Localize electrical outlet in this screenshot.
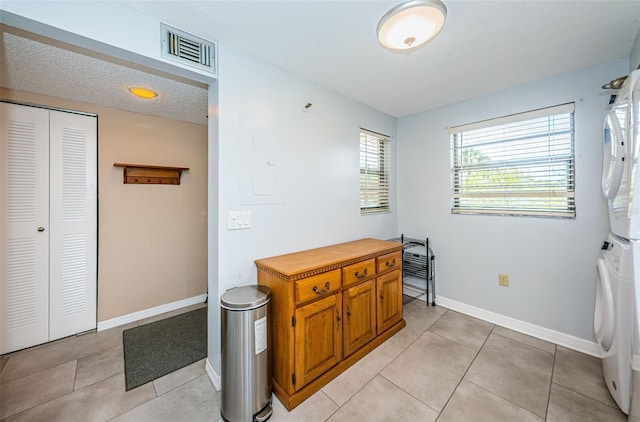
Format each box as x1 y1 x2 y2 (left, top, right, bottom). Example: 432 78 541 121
498 273 509 287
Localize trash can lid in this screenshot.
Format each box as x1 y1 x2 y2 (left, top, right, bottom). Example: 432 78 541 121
220 285 272 310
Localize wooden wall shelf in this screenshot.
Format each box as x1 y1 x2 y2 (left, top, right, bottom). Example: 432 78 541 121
113 163 189 185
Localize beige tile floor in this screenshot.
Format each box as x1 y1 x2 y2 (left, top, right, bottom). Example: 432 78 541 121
0 300 627 422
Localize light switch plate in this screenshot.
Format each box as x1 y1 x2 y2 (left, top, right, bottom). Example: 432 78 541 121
228 211 251 230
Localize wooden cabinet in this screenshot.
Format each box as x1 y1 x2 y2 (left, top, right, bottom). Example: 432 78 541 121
256 238 405 410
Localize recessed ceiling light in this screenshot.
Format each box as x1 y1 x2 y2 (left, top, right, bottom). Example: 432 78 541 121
377 0 447 53
128 86 158 99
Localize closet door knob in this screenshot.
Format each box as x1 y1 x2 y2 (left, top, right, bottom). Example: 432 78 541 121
37 227 45 232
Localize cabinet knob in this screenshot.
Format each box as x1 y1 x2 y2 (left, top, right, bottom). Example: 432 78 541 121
37 227 45 232
386 259 396 268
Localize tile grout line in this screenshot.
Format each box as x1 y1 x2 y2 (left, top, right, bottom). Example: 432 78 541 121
1 357 78 387
439 328 615 421
388 307 448 351
551 379 623 412
443 325 559 420
104 384 158 422
375 309 451 417
320 389 342 421
0 330 125 386
544 344 557 421
378 371 442 416
1 360 80 422
461 378 545 420
424 309 494 352
552 347 623 412
72 359 80 392
323 307 448 420
432 323 497 421
490 330 557 356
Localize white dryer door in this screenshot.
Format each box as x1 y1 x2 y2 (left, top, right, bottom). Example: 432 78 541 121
602 112 625 200
595 258 615 351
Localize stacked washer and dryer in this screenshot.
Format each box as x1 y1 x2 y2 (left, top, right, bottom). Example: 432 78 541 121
598 68 640 418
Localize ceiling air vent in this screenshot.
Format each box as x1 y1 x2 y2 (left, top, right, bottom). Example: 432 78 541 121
161 23 217 77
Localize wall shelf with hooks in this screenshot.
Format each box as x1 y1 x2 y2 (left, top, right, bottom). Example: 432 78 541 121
113 163 189 185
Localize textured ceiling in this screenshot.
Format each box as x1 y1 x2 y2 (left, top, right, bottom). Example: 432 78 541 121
0 26 209 126
1 1 640 124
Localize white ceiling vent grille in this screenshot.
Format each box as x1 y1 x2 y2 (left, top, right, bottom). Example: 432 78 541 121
161 23 217 77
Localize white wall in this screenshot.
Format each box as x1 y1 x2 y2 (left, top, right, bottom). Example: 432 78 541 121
397 59 627 342
211 43 397 373
1 2 398 377
207 83 220 383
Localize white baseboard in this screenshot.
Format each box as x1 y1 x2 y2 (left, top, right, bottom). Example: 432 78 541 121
433 295 602 358
97 293 208 331
206 358 221 391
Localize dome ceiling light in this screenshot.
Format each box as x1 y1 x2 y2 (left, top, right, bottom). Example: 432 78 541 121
377 0 447 53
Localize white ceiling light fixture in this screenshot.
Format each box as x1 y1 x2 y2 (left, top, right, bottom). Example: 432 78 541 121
377 0 447 53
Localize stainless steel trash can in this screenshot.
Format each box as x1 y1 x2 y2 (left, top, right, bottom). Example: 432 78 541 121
221 285 272 422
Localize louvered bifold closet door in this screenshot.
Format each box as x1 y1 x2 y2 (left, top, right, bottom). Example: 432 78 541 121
0 103 51 354
49 110 97 341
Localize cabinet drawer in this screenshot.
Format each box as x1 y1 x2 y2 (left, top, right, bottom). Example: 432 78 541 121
295 270 342 305
342 259 376 287
376 251 401 274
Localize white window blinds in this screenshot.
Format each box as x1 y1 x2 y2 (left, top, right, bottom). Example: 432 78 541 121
450 103 575 218
360 129 390 214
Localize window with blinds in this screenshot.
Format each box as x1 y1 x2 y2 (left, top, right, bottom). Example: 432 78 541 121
360 129 390 214
450 103 575 218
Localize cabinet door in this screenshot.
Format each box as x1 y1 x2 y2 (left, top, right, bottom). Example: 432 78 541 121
0 103 50 354
343 279 376 357
294 294 342 390
377 269 403 335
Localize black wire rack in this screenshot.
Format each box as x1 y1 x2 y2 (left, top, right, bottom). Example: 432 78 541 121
389 234 436 306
